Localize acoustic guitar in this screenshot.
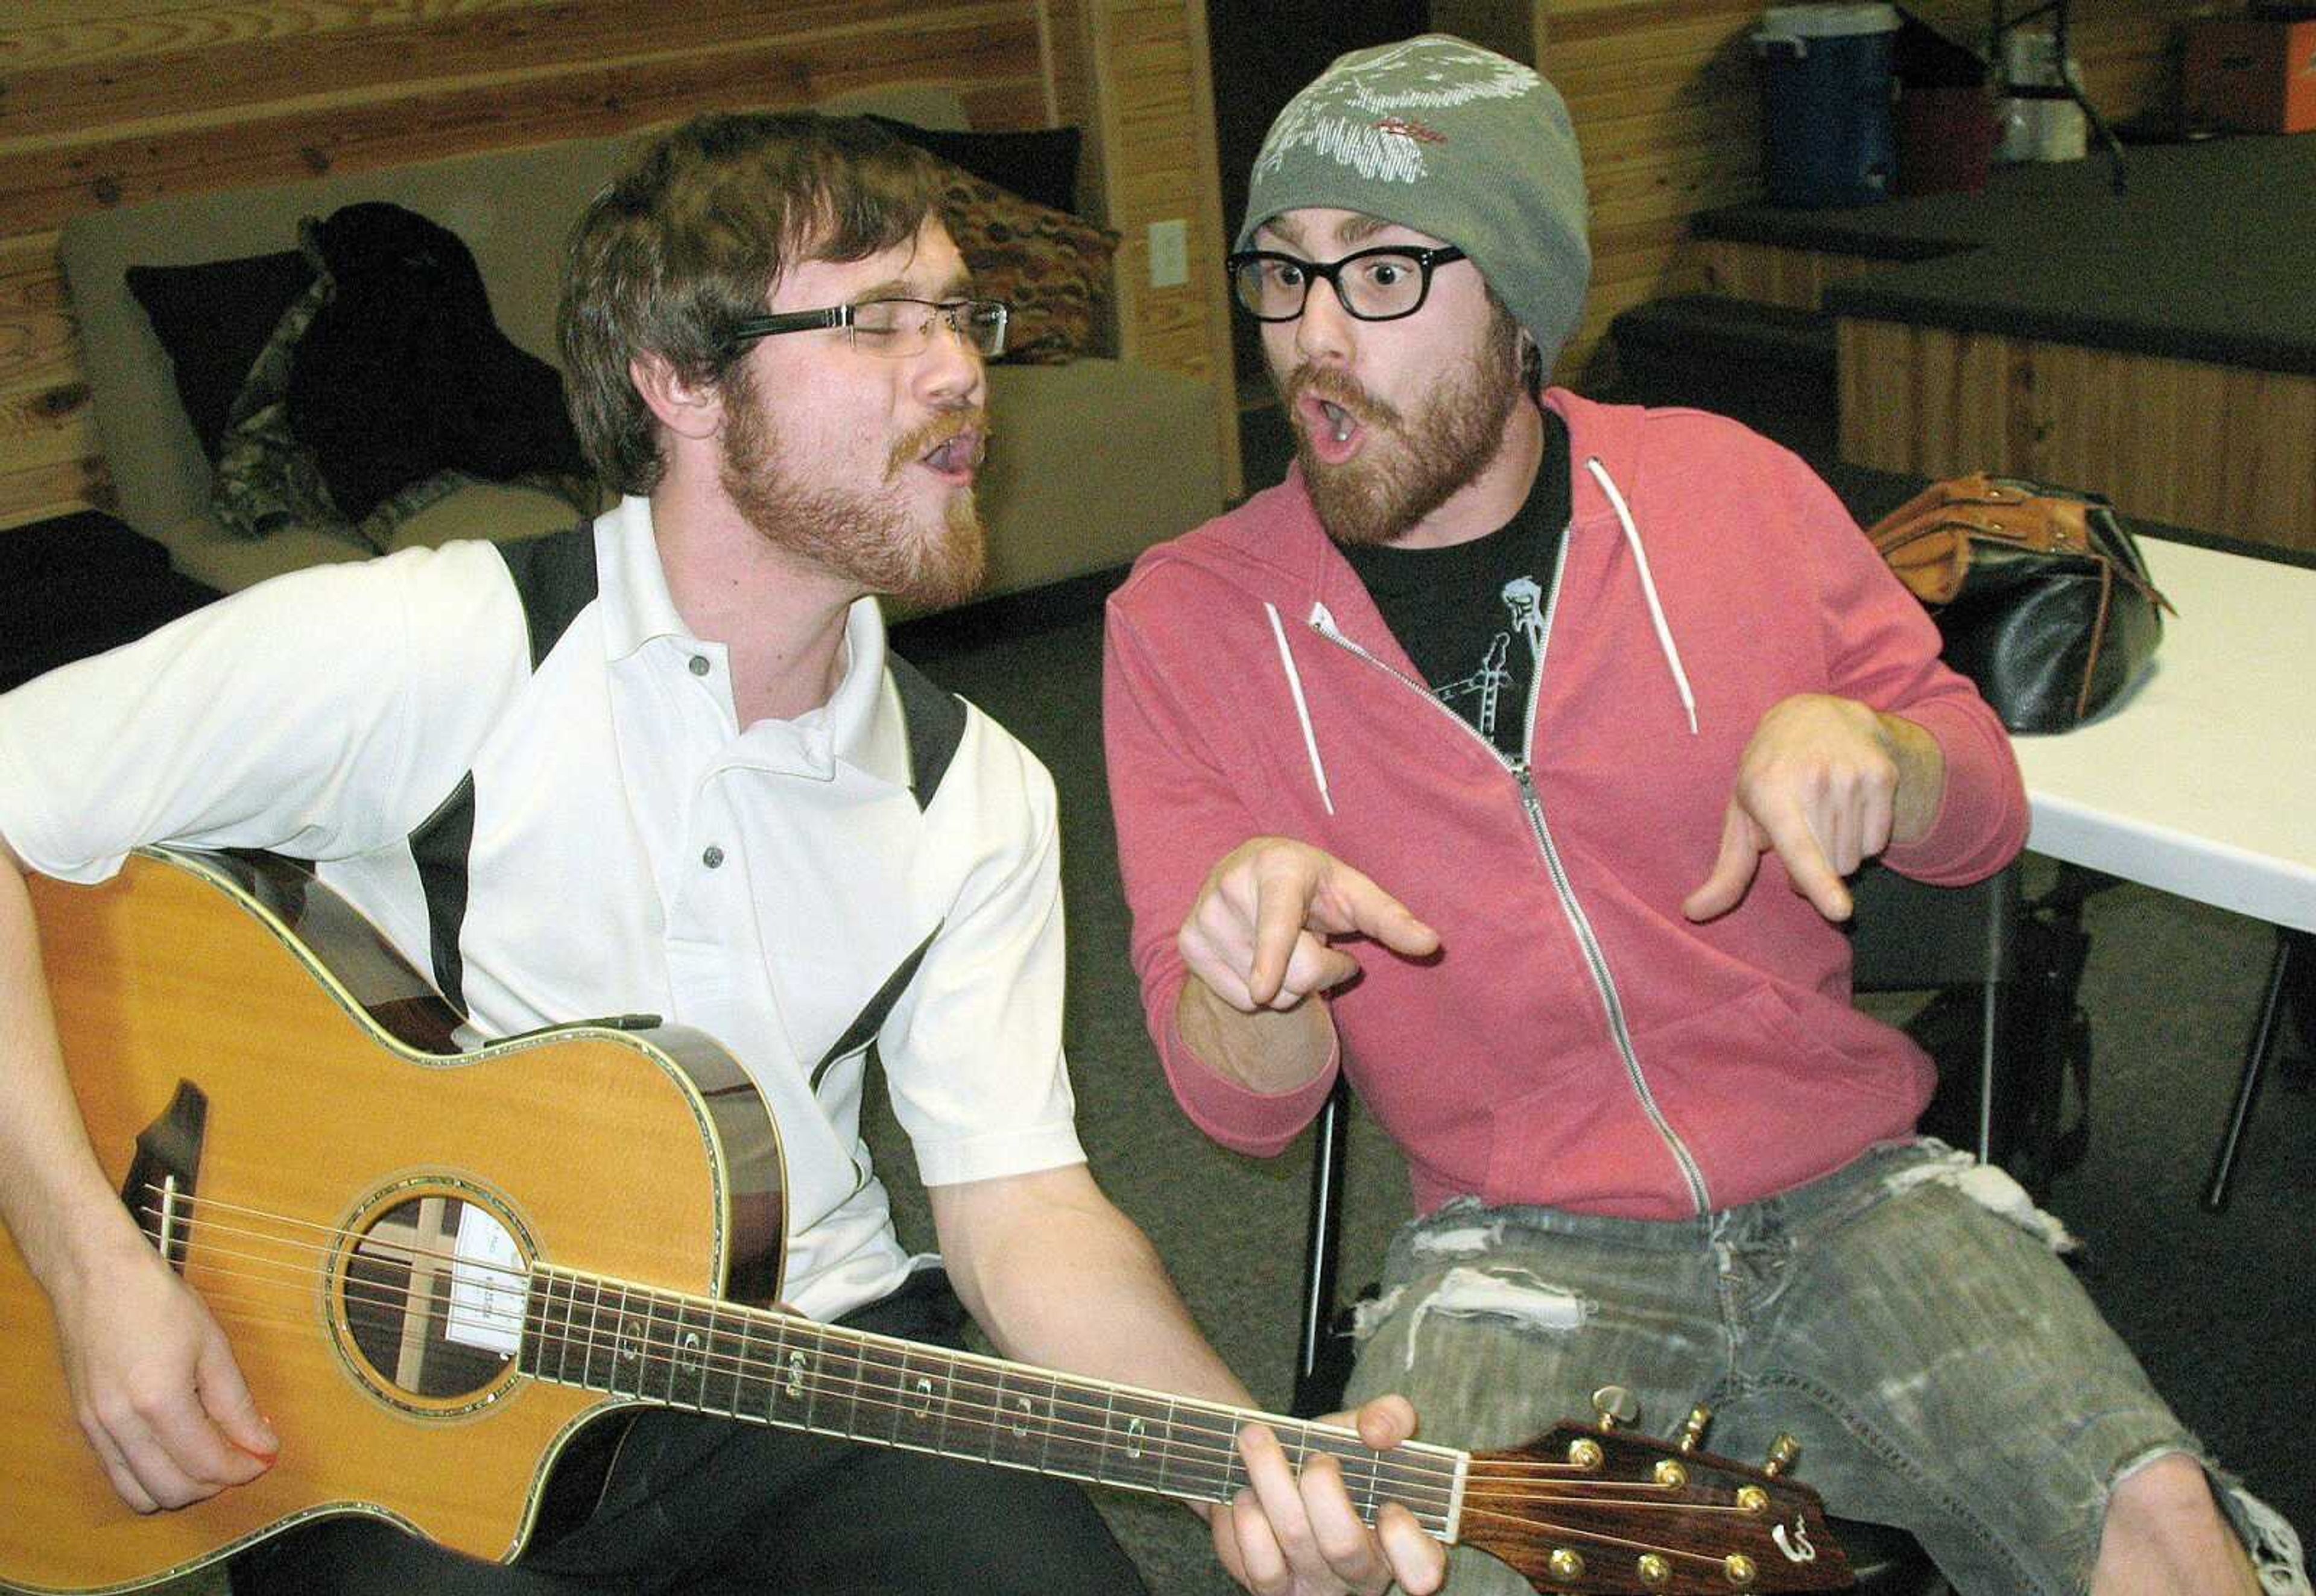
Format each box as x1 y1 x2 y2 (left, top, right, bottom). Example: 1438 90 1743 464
2 848 1852 1594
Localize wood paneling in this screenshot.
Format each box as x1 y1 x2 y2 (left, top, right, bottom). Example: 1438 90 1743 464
1840 316 2316 553
1478 0 2212 386
1078 0 1240 494
0 0 1237 532
1698 240 1901 309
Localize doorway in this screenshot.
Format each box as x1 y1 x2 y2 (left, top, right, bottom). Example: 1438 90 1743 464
1206 0 1430 488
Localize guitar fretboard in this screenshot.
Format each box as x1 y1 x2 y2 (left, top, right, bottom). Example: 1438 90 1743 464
520 1266 1464 1536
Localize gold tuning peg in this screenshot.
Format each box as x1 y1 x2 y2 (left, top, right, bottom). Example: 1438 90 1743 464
1590 1385 1639 1431
1678 1404 1712 1452
1764 1434 1802 1477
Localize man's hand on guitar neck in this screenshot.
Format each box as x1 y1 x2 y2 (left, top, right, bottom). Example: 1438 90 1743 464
48 1226 279 1513
1212 1396 1447 1596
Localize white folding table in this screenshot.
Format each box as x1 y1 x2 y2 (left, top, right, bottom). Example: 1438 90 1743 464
2009 536 2316 1205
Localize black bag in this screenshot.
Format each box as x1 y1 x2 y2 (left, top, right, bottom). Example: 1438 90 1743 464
1867 473 2175 733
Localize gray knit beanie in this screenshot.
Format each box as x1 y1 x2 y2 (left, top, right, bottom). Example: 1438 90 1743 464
1238 35 1590 364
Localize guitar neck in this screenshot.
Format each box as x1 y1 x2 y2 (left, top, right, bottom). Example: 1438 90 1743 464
522 1266 1467 1538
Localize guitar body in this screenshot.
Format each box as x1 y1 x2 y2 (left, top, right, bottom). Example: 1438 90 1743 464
2 850 786 1595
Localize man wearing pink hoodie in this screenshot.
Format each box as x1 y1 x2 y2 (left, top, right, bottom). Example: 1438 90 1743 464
1104 34 2302 1596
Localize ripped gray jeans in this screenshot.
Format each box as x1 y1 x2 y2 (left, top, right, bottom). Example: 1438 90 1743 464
1343 1138 2307 1596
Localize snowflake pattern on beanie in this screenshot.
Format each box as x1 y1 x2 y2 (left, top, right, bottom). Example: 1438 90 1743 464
1251 40 1541 186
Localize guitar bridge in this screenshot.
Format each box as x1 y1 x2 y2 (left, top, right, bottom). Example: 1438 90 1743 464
120 1080 208 1273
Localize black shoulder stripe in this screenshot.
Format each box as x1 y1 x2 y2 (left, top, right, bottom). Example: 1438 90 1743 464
886 652 966 811
407 524 594 1018
809 923 940 1091
495 522 601 670
408 771 477 1015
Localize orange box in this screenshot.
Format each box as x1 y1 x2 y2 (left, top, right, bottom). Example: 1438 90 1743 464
2183 17 2316 134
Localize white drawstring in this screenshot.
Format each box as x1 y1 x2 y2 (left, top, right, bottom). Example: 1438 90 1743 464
1584 456 1698 735
1266 601 1335 814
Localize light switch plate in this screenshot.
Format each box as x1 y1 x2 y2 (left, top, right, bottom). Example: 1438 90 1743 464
1148 219 1189 288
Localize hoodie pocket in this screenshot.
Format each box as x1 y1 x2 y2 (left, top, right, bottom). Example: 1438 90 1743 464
1482 983 1928 1214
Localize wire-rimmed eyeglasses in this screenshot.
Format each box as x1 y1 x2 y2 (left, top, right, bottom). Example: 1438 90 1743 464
723 297 1010 359
1224 245 1469 323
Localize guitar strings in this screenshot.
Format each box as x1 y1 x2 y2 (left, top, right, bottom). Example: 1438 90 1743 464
137 1184 1807 1562
135 1189 1469 1518
151 1188 1790 1512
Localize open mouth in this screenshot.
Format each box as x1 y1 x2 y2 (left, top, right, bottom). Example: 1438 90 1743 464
897 419 988 485
1299 394 1366 465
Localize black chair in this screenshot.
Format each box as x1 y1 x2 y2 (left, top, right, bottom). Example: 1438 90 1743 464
1290 859 2029 1595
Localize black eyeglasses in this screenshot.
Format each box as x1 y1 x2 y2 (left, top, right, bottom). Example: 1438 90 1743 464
1225 245 1469 323
723 297 1010 359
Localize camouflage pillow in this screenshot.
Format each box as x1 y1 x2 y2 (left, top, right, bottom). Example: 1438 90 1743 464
933 165 1119 365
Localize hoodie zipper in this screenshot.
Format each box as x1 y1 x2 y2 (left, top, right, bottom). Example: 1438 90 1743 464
1303 534 1715 1216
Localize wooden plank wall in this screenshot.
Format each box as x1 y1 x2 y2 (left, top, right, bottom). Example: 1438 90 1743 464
0 0 1240 533
1081 0 1242 492
1840 319 2316 550
1468 0 2219 384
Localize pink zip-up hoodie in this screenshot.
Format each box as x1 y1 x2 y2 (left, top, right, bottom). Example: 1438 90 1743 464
1103 392 2028 1220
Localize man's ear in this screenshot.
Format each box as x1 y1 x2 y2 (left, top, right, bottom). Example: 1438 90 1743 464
630 352 724 442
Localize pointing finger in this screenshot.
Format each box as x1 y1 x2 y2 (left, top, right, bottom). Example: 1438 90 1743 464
1682 801 1761 923
1313 859 1439 958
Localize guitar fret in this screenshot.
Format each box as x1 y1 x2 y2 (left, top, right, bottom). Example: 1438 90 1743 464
982 1365 1006 1465
1215 1405 1239 1503
713 1308 750 1419
517 1269 554 1381
668 1296 712 1412
1038 1375 1106 1484
757 1312 790 1425
827 1327 880 1441
547 1272 577 1383
891 1343 952 1454
580 1276 617 1392
1096 1390 1169 1495
797 1320 827 1433
1157 1397 1175 1498
987 1366 1058 1474
652 1289 683 1407
611 1283 644 1398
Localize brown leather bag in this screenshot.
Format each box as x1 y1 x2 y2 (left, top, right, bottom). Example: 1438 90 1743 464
1867 473 2175 733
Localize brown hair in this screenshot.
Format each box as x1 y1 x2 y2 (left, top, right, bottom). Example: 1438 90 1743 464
558 111 946 495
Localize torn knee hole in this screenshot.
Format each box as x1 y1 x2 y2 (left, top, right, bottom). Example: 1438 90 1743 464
1387 1265 1590 1369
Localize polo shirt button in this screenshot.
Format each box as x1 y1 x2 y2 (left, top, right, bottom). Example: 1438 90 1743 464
701 845 725 869
688 655 711 677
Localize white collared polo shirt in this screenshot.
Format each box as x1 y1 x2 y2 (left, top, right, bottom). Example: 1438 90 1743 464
0 497 1085 1320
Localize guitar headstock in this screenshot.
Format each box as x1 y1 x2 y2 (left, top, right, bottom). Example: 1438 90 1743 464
1458 1405 1852 1593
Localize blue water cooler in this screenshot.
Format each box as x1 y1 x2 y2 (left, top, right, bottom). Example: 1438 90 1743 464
1753 3 1900 207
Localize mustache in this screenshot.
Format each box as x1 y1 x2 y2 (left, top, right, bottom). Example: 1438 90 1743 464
1280 365 1403 431
887 408 991 477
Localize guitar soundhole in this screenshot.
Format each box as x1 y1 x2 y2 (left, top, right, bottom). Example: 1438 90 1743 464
340 1193 525 1404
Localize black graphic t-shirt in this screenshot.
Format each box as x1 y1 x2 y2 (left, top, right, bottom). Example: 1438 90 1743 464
1341 410 1572 760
